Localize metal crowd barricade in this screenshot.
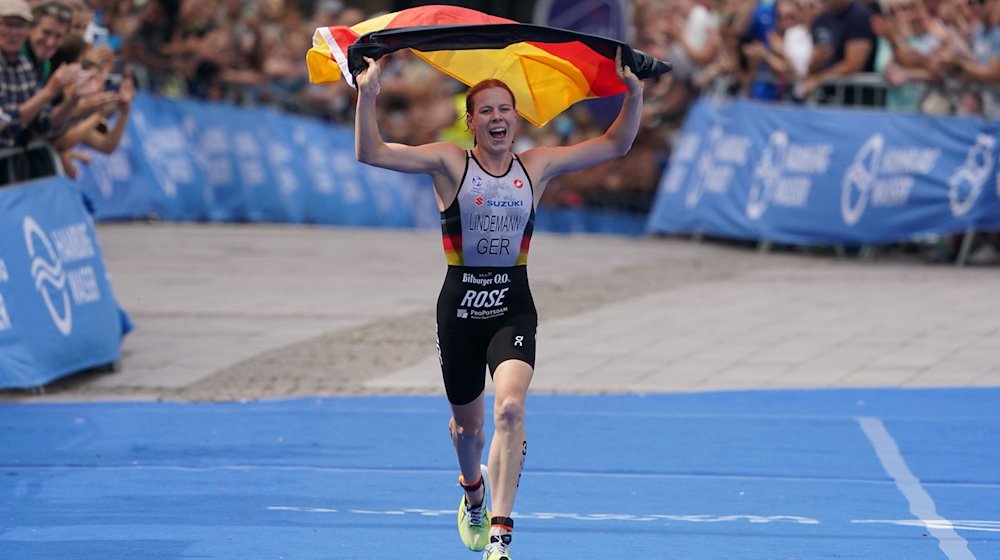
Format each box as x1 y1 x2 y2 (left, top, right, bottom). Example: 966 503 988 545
0 140 66 187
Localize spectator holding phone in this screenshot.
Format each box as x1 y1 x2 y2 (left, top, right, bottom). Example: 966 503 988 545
51 45 134 178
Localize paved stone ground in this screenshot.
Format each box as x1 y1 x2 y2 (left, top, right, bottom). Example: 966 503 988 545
3 222 997 402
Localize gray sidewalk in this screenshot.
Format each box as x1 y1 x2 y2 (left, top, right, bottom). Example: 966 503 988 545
7 223 998 401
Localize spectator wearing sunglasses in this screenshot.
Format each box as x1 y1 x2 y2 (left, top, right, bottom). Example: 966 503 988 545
0 0 86 184
24 1 73 85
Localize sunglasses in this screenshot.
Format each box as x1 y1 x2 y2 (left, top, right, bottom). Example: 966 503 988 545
35 2 73 23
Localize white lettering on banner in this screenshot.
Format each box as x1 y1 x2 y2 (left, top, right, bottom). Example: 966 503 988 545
201 127 235 186
109 145 131 181
267 140 299 198
238 161 267 187
704 166 733 193
0 292 10 331
773 177 811 207
68 266 101 304
663 165 687 194
0 257 10 330
842 134 951 226
133 113 197 198
88 153 114 199
235 133 267 187
871 177 914 206
332 153 364 203
784 145 833 174
880 148 941 175
234 133 261 156
22 216 72 336
685 127 722 207
664 133 701 193
205 159 234 186
747 131 830 220
674 133 701 161
307 144 336 194
686 127 752 208
715 136 752 165
51 223 96 263
202 128 229 150
948 134 994 217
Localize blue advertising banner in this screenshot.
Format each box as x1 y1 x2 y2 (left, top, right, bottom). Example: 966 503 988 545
180 100 248 223
73 127 155 221
129 94 210 222
648 98 1000 244
0 178 125 389
67 93 645 236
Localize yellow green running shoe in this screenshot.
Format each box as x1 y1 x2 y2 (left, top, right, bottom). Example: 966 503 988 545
483 533 512 560
457 464 490 551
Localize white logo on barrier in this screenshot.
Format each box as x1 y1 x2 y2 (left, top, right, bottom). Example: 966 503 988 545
0 293 10 331
747 131 789 220
0 258 10 331
686 126 723 208
662 132 700 194
235 132 267 188
85 150 115 199
332 152 365 203
684 127 751 208
841 134 884 226
947 134 994 217
198 126 235 208
22 216 72 336
267 138 299 199
133 111 198 199
294 126 336 196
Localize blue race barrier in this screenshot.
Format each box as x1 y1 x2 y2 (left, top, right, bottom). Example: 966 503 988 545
128 94 211 222
0 178 127 389
647 97 1000 244
72 93 644 235
73 133 156 221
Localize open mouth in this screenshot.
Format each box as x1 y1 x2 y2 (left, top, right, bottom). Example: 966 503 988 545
489 127 507 141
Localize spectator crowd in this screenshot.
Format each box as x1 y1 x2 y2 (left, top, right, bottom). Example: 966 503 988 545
2 0 1000 214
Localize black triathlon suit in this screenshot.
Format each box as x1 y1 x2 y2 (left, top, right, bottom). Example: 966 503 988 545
436 150 537 405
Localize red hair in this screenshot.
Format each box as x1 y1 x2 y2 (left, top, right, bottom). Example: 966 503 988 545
465 79 516 115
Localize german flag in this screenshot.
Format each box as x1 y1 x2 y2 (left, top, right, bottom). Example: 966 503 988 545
306 5 670 127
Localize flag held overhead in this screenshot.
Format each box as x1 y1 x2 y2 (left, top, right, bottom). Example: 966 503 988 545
307 5 671 127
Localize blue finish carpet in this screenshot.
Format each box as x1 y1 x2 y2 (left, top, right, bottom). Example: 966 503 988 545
2 388 998 559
